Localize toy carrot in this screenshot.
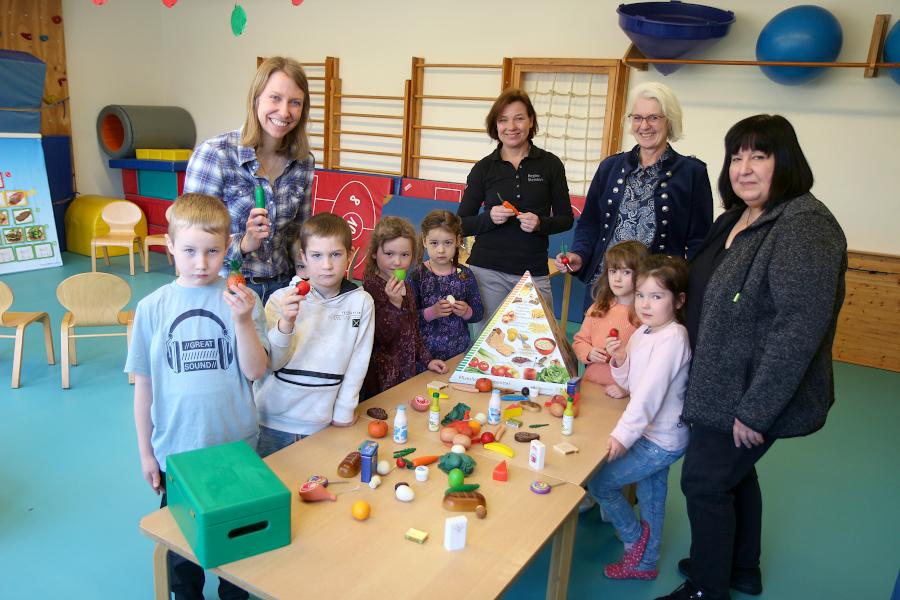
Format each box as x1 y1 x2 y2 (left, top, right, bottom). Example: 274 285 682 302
497 192 520 216
411 455 439 467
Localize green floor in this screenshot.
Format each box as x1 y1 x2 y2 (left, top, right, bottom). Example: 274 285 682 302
1 252 898 599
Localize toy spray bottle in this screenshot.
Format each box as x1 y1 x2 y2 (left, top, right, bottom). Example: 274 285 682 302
428 392 441 432
561 397 574 436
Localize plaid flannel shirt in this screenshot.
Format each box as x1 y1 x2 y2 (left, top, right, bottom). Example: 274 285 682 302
183 129 315 279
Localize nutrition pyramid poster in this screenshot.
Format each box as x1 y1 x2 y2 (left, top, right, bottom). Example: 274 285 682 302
450 271 577 395
0 136 62 274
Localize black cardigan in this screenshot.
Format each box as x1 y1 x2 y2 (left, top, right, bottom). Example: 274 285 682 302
683 194 847 437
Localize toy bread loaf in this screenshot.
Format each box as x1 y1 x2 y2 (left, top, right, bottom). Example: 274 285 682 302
337 452 361 478
442 491 487 512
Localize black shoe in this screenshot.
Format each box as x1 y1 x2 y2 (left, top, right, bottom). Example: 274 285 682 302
678 558 763 595
654 581 712 599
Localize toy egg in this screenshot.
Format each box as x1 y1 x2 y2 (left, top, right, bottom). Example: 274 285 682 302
395 484 415 502
451 444 467 454
376 460 391 475
474 412 487 424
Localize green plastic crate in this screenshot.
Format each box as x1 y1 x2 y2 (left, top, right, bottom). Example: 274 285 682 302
165 441 291 568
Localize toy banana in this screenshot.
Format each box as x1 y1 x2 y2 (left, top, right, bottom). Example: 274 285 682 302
483 442 515 458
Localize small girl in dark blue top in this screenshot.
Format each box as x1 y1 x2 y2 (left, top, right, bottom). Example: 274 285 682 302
410 210 484 361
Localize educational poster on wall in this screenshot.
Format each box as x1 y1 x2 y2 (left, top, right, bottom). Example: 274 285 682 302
0 136 62 274
449 271 577 395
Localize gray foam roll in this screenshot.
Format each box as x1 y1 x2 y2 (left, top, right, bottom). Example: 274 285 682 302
96 105 196 159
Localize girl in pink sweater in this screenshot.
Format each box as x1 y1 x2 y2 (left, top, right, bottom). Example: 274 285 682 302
587 255 691 581
572 241 648 396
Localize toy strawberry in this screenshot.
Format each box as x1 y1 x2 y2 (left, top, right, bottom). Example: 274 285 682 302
227 259 246 291
296 279 311 296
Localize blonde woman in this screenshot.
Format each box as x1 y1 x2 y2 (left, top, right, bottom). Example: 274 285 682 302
185 56 315 302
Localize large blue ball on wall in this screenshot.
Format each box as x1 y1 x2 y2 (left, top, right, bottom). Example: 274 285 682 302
884 20 900 85
756 5 843 85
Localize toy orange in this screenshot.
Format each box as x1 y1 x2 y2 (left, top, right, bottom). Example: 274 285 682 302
351 500 371 521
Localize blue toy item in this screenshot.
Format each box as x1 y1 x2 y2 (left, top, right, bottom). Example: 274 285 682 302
884 20 900 85
0 50 46 133
756 5 843 86
617 2 736 75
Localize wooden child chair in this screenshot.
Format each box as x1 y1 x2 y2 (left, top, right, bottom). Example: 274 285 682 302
0 281 55 388
91 200 144 276
56 272 134 389
143 205 174 273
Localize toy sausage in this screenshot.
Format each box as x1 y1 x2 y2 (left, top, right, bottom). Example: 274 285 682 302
443 491 487 512
337 451 361 478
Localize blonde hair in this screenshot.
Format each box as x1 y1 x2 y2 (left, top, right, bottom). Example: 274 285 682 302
240 56 311 159
364 216 419 277
168 193 231 242
589 241 648 321
630 81 684 142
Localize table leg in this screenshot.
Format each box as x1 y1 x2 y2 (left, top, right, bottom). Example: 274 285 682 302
152 543 170 600
545 505 578 600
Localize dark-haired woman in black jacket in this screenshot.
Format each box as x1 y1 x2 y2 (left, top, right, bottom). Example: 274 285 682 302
657 115 847 600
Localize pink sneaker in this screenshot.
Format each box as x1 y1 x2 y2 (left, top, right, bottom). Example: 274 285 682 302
603 563 659 580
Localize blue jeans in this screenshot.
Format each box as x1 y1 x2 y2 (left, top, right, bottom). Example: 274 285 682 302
245 273 293 305
588 437 685 570
257 425 308 458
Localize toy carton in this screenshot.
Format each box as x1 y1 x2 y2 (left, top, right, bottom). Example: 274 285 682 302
165 441 291 568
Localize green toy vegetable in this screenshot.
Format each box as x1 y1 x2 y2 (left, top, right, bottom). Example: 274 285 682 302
445 484 480 495
392 448 416 458
438 452 476 476
441 402 471 426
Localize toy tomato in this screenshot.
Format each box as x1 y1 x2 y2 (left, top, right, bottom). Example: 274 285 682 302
475 377 492 392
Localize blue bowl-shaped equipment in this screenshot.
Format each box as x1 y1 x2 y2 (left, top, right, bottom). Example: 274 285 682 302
884 20 900 85
618 1 736 75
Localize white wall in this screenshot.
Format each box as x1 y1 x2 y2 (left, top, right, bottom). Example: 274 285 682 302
62 0 900 254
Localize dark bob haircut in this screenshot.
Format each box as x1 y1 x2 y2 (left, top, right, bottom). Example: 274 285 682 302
717 114 814 212
485 89 538 143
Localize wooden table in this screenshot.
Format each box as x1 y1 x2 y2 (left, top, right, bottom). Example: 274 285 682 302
140 359 606 600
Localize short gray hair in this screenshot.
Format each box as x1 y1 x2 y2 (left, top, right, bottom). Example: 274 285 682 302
630 82 684 142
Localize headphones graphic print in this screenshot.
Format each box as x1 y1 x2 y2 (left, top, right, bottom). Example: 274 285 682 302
166 309 234 373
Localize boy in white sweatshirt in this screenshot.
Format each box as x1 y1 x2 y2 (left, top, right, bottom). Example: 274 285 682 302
255 213 374 457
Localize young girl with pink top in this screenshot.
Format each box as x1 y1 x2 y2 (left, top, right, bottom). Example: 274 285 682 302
572 241 648 397
587 254 692 581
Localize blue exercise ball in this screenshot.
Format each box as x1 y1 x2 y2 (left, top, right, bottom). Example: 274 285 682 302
884 20 900 85
756 5 843 85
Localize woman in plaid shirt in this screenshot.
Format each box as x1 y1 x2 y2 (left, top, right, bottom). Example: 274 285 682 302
184 56 316 303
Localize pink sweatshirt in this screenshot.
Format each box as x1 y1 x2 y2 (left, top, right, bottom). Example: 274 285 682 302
610 321 691 452
572 303 638 385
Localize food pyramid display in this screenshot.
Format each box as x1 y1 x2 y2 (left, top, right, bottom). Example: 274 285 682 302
450 271 577 395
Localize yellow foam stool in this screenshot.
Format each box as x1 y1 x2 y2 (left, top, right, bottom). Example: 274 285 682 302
64 195 148 257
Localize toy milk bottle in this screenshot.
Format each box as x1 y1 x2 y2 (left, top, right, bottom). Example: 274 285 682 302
394 405 408 444
428 392 441 432
561 397 574 436
488 389 502 425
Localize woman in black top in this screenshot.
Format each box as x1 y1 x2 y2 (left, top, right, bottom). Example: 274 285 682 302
656 115 846 600
457 89 573 328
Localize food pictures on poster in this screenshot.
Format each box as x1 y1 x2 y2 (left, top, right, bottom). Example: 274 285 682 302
0 211 8 226
12 208 33 224
450 272 577 394
4 190 28 206
4 228 24 244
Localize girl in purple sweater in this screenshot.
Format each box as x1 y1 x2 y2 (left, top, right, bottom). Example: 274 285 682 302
409 210 484 361
362 217 447 397
587 255 692 581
